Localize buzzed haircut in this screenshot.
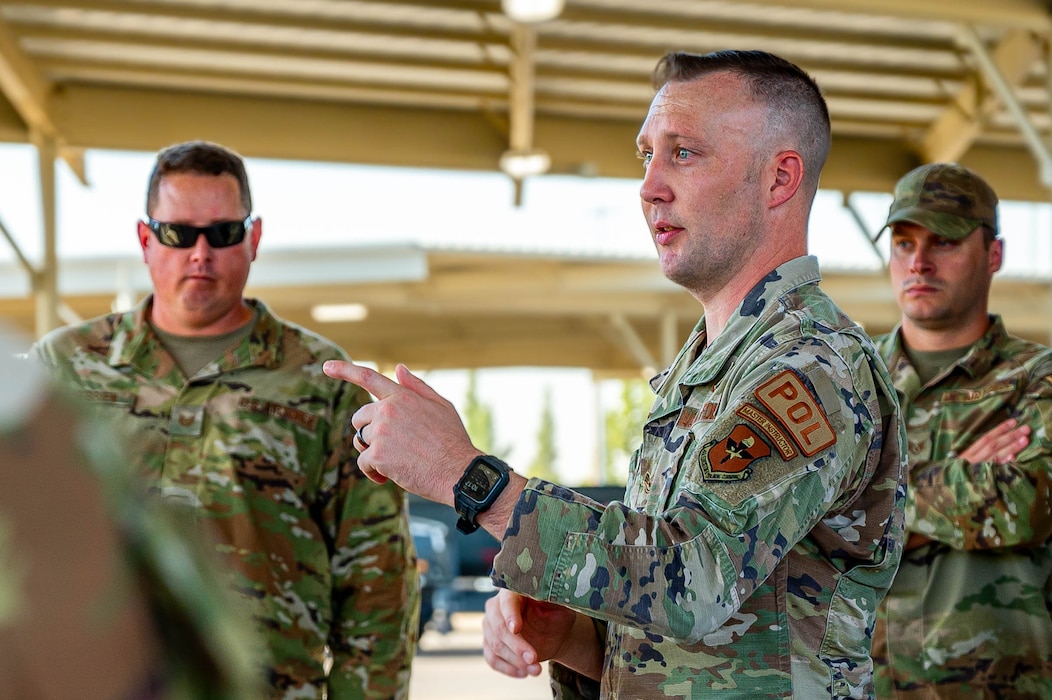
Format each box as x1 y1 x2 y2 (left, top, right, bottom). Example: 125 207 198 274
145 140 252 217
652 50 831 194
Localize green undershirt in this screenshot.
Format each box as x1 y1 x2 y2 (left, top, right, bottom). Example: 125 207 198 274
902 343 972 386
152 307 258 378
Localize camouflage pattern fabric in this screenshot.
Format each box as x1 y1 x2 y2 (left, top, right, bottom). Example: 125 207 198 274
493 256 908 699
34 297 419 699
0 325 261 699
873 316 1052 699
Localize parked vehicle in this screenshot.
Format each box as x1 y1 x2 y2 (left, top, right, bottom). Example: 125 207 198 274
409 515 456 634
408 496 492 629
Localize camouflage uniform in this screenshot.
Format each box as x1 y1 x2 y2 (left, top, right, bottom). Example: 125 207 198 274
493 256 908 699
0 324 260 699
873 317 1052 699
34 297 419 700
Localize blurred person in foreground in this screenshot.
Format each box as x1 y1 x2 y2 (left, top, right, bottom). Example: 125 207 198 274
33 140 418 699
0 323 260 699
872 162 1052 699
322 49 908 698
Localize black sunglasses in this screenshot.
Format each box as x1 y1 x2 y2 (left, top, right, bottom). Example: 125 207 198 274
145 217 254 248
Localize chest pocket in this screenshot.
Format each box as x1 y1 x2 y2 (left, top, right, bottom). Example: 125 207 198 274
626 402 714 513
931 380 1019 459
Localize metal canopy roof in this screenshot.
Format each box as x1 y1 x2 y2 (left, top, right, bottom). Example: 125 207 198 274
2 0 1052 197
2 0 1052 372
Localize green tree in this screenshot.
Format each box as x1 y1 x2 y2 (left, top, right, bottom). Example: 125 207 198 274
526 387 559 481
463 369 508 457
602 378 649 484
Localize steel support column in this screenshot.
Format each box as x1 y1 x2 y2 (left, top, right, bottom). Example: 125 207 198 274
31 131 59 337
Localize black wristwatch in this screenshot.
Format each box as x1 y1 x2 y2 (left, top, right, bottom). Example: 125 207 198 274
453 455 512 535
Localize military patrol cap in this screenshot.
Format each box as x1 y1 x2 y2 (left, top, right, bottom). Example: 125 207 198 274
883 163 998 240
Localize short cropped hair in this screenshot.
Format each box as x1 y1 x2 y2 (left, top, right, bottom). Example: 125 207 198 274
652 50 831 194
145 140 252 217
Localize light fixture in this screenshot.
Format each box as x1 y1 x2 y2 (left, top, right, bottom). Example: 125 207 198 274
499 148 551 179
501 0 565 23
311 303 369 323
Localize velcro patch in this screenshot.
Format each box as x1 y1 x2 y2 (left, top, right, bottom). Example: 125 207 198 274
677 405 699 429
238 397 319 431
700 424 771 481
754 370 835 457
736 404 798 460
941 380 1014 403
79 389 131 405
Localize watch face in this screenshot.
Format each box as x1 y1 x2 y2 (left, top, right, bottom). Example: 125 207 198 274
461 463 501 504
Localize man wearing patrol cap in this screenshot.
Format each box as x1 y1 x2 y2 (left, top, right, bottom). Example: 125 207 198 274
872 162 1052 698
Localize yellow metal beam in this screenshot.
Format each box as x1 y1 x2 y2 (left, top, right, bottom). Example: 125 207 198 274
0 13 87 183
919 29 1042 164
753 0 1051 28
0 12 57 138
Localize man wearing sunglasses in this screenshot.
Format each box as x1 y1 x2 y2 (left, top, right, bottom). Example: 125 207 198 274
34 140 419 699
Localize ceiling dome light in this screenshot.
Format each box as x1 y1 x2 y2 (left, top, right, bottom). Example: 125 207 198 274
311 303 369 323
502 0 565 23
499 149 552 179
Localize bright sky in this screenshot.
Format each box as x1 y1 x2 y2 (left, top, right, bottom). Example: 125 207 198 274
2 144 1051 483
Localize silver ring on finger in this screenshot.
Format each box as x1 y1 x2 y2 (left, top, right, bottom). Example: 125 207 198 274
355 426 370 449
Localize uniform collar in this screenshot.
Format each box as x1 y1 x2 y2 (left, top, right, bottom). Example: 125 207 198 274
110 296 284 375
885 314 1008 392
652 256 822 392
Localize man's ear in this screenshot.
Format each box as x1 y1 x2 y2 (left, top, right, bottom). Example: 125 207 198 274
989 236 1004 274
136 220 151 262
767 150 804 209
249 217 262 262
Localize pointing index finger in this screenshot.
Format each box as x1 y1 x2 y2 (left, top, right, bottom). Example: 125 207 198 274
323 360 401 400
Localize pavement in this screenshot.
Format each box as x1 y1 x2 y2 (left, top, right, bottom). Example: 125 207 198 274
409 612 552 699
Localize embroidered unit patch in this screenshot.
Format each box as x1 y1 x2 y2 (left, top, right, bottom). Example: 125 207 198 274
700 424 772 481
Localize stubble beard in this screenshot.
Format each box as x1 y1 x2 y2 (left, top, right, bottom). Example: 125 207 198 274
173 279 235 328
901 294 964 333
662 244 744 300
663 221 761 300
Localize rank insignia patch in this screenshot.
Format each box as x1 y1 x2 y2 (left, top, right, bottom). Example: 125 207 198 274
700 424 771 481
676 406 699 429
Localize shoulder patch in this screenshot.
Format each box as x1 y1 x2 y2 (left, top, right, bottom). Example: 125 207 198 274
754 369 835 457
699 424 771 482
